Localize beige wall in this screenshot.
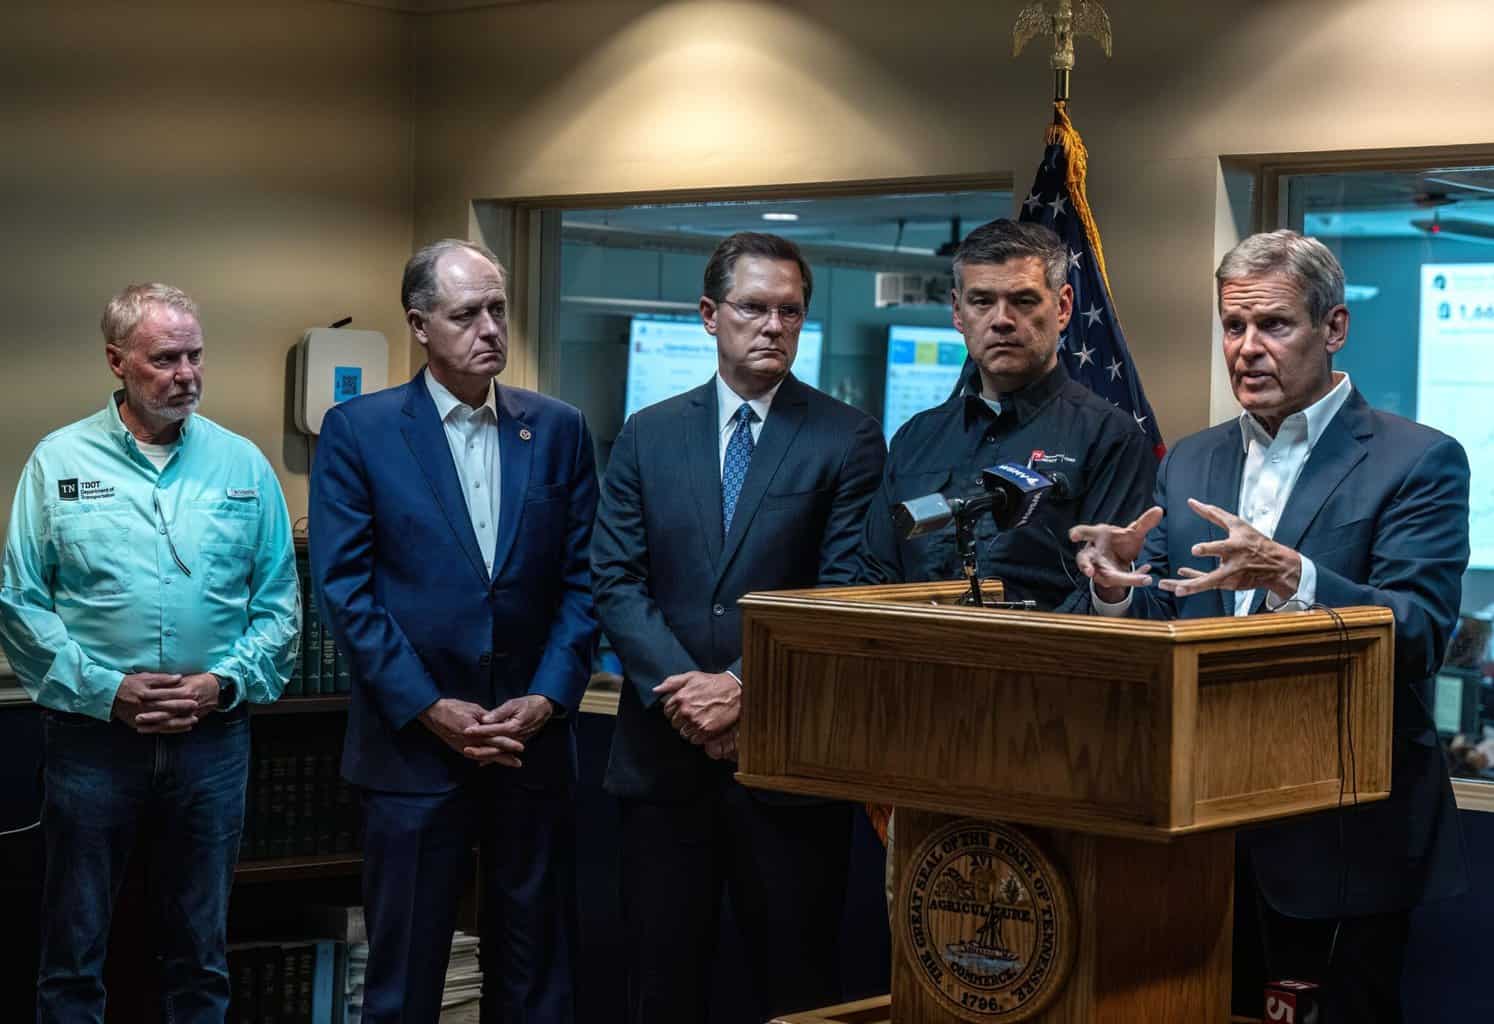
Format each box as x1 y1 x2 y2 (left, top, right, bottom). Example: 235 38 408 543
410 0 1494 444
0 1 416 538
7 0 1494 540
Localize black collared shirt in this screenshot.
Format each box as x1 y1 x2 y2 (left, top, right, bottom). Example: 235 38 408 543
858 363 1157 611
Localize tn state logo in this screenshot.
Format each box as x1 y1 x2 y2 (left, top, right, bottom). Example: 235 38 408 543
57 478 79 501
899 820 1074 1021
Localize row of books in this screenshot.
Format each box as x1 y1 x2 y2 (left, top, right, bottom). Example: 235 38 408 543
229 940 345 1024
229 903 482 1023
241 733 360 861
287 556 350 697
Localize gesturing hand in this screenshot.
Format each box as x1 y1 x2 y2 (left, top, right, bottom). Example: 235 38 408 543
461 695 555 768
419 698 524 768
1069 505 1164 602
1158 498 1302 600
653 671 741 745
113 673 199 734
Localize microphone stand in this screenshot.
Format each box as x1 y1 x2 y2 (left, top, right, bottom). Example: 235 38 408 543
950 494 996 607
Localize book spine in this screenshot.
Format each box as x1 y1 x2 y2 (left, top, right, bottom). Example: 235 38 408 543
252 739 273 860
298 748 319 856
303 584 323 696
319 607 337 698
257 947 278 1024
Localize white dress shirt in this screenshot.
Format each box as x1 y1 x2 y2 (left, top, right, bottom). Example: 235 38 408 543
715 373 780 474
1230 371 1351 613
1094 372 1352 617
426 368 501 576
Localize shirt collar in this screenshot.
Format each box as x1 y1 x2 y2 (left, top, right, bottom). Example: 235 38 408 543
716 373 781 434
106 389 193 453
1238 371 1352 452
426 367 497 423
962 361 1069 428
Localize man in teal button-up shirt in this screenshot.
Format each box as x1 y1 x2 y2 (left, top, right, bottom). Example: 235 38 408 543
0 283 299 1023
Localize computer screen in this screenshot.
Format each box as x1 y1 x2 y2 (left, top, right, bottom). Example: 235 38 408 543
882 324 968 442
624 314 824 422
1419 263 1494 569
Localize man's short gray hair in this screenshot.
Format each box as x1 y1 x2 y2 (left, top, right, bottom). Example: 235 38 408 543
100 283 199 348
1215 230 1345 326
402 239 505 314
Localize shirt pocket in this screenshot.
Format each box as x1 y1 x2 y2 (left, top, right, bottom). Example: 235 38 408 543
201 541 255 595
188 498 260 548
51 512 133 597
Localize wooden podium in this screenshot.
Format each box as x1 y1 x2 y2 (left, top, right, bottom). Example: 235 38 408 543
735 582 1394 1024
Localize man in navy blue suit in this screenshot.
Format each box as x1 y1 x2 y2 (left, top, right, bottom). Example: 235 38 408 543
1070 230 1469 1023
592 232 886 1023
310 239 597 1023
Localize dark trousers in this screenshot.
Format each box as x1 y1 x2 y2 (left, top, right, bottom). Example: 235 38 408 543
359 771 577 1024
1233 854 1411 1024
37 708 250 1024
619 783 851 1024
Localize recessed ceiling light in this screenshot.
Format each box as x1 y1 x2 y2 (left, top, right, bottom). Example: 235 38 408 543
762 212 799 222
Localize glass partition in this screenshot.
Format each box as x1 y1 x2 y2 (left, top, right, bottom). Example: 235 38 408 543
1282 165 1494 785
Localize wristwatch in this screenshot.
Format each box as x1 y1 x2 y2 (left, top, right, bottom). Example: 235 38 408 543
216 676 237 711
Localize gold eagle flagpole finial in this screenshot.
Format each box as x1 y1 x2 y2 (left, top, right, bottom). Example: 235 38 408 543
1012 0 1112 102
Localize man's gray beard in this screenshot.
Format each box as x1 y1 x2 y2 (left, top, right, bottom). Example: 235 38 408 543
146 395 199 422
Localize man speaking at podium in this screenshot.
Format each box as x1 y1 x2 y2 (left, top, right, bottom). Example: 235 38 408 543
1070 230 1469 1023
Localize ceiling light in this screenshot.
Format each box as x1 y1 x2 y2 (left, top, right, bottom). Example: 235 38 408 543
761 212 799 222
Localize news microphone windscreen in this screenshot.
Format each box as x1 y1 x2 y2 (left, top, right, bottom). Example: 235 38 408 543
981 463 1055 530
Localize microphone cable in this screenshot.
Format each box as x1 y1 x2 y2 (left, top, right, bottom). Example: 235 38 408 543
1312 601 1356 972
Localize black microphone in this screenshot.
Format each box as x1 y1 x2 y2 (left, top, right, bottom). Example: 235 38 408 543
979 463 1066 530
892 491 987 538
891 463 1067 539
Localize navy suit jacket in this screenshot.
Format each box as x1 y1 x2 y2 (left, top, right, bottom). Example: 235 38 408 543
1107 388 1469 917
310 370 598 794
592 374 886 801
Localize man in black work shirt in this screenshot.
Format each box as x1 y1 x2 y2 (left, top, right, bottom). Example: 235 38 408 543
859 219 1155 608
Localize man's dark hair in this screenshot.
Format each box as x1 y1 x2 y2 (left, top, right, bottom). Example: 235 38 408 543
702 232 814 307
402 239 505 314
951 219 1067 293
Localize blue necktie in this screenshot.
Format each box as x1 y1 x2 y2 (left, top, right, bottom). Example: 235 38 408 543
722 402 756 537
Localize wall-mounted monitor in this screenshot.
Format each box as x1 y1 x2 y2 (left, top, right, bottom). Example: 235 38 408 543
624 314 823 421
882 324 967 442
1419 263 1494 569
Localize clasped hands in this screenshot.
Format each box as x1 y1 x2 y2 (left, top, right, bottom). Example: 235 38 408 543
1069 498 1302 604
112 672 221 733
654 671 741 762
420 694 554 768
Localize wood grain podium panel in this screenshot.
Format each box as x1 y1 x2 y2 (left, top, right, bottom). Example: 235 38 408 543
738 590 1392 840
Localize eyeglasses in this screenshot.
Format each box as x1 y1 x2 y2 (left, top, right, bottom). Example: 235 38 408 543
719 299 806 326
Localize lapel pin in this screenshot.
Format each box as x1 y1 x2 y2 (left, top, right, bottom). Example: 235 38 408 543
519 427 532 441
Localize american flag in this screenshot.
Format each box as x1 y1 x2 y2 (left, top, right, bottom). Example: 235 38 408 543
957 103 1165 458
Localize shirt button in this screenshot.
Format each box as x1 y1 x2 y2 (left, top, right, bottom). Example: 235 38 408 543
712 603 725 617
164 628 175 637
164 578 172 586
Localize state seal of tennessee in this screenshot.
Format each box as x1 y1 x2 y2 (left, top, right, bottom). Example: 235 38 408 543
898 820 1074 1022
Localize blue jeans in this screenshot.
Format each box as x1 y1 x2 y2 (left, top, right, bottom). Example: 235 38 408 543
37 707 249 1024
